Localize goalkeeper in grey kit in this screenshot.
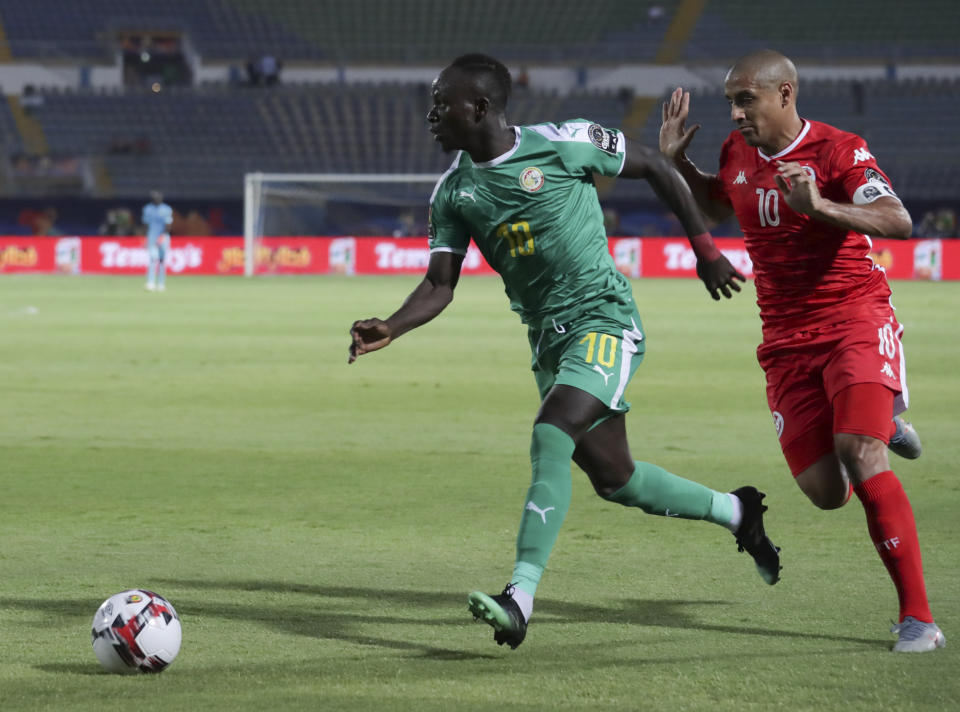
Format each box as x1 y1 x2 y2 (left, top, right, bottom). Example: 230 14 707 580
349 54 780 649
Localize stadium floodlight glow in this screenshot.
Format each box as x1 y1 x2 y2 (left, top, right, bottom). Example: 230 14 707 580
243 172 440 277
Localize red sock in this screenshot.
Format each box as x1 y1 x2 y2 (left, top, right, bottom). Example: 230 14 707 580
854 470 932 623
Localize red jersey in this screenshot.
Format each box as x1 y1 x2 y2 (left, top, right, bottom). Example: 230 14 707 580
713 119 901 340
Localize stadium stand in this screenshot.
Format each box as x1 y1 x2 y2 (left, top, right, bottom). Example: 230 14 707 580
28 84 631 198
0 0 672 63
14 75 956 218
684 3 960 63
0 1 957 234
1 1 957 64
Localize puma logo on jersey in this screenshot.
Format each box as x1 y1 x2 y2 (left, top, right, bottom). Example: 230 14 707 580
592 364 613 385
881 362 895 379
525 501 555 524
853 147 874 165
733 171 747 185
457 189 477 202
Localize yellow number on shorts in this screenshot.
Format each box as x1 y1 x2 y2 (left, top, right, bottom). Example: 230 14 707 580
496 221 535 257
579 332 617 368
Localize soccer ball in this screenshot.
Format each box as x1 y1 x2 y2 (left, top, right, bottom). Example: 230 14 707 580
91 589 182 674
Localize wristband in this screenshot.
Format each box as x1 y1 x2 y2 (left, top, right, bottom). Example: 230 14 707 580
688 232 722 262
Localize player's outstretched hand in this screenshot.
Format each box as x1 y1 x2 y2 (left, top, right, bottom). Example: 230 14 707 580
348 318 392 364
696 255 746 300
660 87 700 161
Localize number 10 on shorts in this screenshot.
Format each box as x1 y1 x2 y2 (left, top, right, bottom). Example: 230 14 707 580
580 332 617 367
878 323 898 359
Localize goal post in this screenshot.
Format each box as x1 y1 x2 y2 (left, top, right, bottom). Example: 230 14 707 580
243 172 441 276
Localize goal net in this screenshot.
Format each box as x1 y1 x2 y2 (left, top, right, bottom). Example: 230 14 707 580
243 172 440 276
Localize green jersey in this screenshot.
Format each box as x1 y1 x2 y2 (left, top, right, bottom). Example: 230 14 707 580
428 120 634 328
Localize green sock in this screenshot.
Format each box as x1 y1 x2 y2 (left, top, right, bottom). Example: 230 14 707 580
511 423 575 596
604 461 734 528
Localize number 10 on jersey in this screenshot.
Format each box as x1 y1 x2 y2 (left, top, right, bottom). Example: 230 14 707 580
497 221 535 257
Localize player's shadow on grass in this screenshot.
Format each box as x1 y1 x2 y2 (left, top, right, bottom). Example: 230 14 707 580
150 578 885 650
0 580 885 669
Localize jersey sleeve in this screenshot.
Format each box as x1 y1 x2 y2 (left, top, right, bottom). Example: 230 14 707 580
163 206 173 226
527 120 626 177
428 177 470 255
829 135 901 205
708 133 737 207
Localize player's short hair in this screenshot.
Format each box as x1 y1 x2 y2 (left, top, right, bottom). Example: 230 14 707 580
729 49 799 96
448 53 512 110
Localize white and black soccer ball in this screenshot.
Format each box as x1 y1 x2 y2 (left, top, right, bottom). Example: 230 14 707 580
91 589 182 674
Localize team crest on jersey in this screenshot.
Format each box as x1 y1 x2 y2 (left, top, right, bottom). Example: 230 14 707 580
519 166 545 192
588 124 619 154
864 167 889 185
772 411 784 439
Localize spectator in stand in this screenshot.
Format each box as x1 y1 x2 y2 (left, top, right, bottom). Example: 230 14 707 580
99 207 135 236
259 54 282 85
30 207 63 236
916 208 957 238
247 54 282 86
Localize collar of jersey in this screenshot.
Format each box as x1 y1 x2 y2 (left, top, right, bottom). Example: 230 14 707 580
757 119 810 162
472 126 522 168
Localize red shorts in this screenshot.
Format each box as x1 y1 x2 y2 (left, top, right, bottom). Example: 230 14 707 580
757 312 908 475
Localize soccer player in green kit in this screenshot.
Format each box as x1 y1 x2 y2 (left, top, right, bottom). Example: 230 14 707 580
349 54 780 650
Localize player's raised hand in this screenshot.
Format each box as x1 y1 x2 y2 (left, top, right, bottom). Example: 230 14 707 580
695 255 746 301
659 88 700 161
348 318 392 364
774 160 822 216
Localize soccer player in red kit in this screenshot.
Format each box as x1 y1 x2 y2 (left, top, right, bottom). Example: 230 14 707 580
659 49 944 652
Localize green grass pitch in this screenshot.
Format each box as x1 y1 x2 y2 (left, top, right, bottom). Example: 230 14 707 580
1 274 957 711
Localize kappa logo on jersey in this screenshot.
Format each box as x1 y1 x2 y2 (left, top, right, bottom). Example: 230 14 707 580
864 167 889 185
772 411 785 439
519 166 545 192
588 123 619 154
733 171 747 185
852 146 874 165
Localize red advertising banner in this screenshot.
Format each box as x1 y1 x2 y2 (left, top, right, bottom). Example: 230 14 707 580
1 235 958 280
0 236 57 272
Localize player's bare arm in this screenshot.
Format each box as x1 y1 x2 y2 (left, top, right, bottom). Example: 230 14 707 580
620 139 745 300
774 161 912 238
348 250 464 363
659 87 735 224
